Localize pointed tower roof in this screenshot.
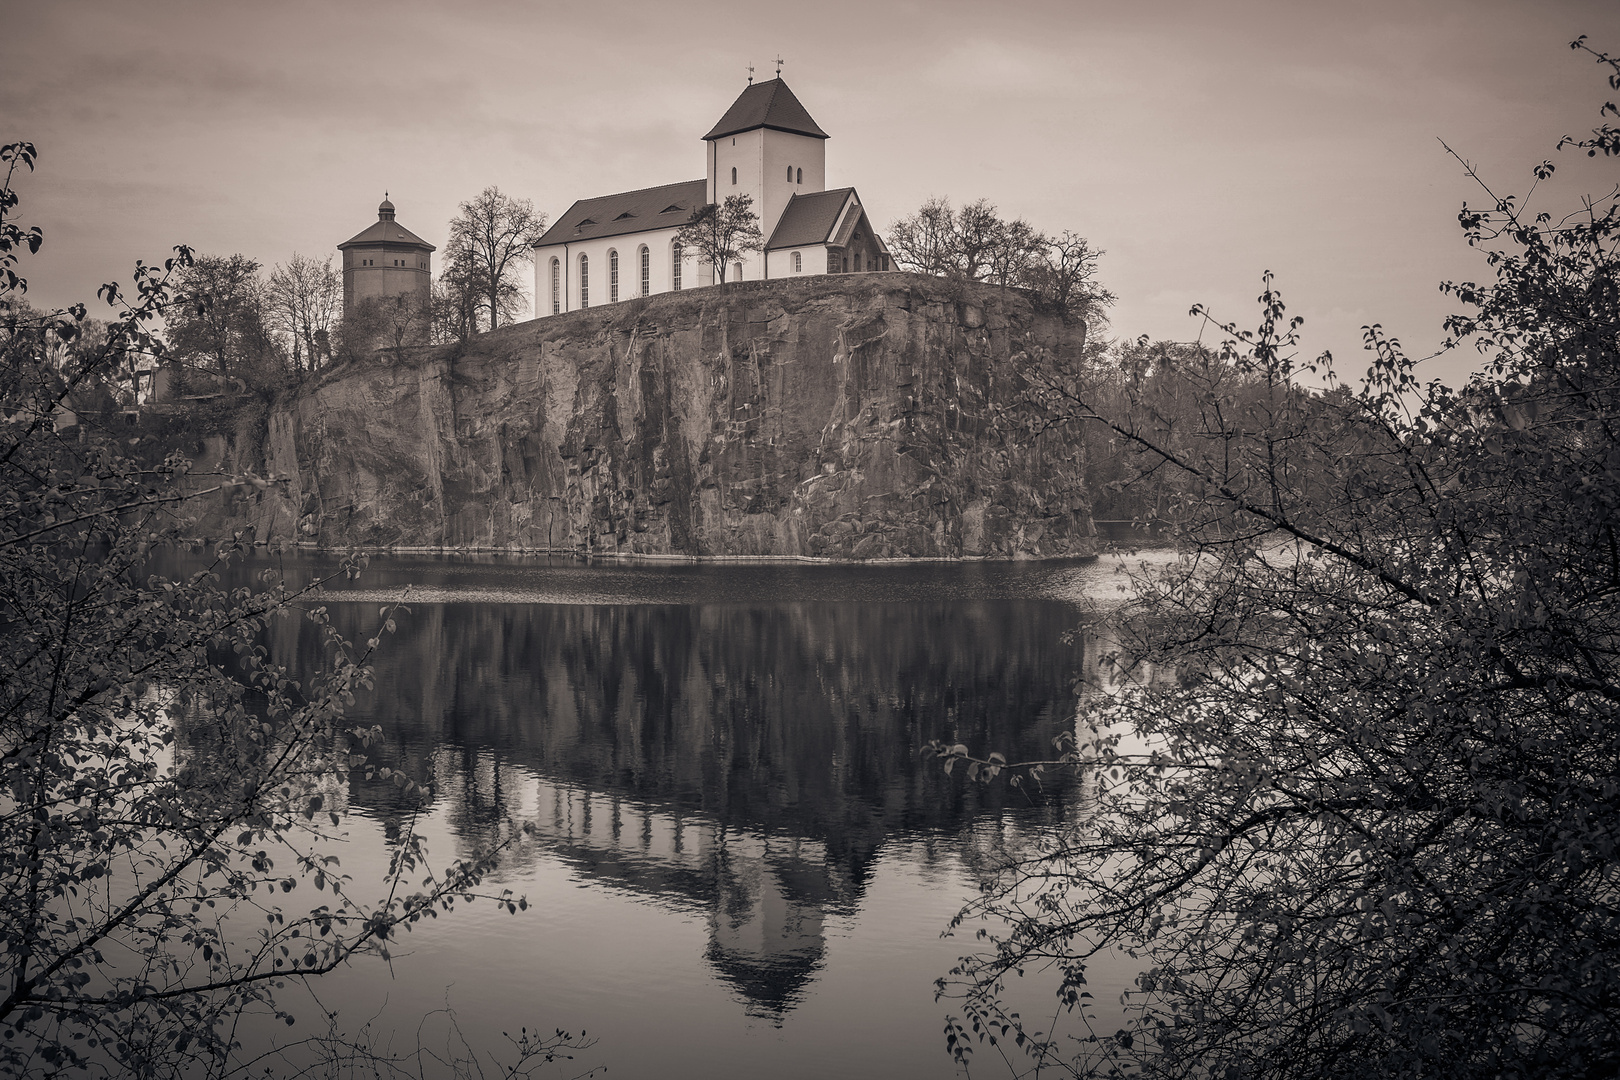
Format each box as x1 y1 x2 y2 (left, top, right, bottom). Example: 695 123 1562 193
703 78 829 142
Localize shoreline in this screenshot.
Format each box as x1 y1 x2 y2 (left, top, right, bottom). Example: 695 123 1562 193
186 539 1118 564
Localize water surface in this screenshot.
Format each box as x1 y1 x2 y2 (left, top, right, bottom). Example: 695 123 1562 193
167 551 1163 1078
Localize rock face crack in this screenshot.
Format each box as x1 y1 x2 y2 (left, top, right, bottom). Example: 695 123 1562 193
190 274 1098 559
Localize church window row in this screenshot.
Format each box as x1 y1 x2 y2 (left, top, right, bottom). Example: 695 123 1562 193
785 166 802 184
549 240 693 313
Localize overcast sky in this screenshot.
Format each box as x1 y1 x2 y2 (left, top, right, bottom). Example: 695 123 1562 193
8 0 1619 387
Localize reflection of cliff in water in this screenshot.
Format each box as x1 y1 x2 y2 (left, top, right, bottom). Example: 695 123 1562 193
260 598 1094 1017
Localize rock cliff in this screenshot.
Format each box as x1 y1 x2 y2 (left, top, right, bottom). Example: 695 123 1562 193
208 273 1096 559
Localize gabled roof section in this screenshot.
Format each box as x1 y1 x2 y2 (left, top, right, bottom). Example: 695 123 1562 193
703 78 829 142
337 217 435 251
765 188 856 249
532 179 707 248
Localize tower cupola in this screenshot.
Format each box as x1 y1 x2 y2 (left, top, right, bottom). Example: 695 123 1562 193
337 195 435 318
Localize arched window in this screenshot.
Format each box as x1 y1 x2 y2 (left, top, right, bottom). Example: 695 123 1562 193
796 167 802 184
731 261 743 282
549 258 560 315
786 165 792 181
608 249 619 303
792 251 802 273
672 242 682 291
579 253 589 309
639 246 650 296
731 166 737 185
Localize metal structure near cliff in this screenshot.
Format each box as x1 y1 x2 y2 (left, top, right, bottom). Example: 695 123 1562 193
203 274 1096 560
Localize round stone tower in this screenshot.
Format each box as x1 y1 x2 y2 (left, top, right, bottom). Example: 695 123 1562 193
337 196 435 316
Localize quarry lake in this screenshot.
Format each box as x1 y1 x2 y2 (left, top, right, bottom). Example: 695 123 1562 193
181 549 1161 1079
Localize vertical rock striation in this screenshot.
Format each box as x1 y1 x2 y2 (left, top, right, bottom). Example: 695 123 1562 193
219 273 1096 559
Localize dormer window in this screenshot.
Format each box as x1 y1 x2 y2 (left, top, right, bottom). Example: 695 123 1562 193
661 205 682 214
577 217 597 227
614 212 635 220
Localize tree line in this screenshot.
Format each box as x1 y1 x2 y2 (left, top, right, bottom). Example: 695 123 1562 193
124 186 546 401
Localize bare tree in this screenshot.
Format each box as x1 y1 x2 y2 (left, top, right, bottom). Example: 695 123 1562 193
1023 230 1116 328
265 252 340 375
887 197 1042 284
432 245 482 343
446 187 545 332
888 199 1112 328
673 193 763 287
884 196 957 277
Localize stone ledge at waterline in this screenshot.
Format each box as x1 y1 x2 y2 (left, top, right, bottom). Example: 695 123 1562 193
207 273 1099 560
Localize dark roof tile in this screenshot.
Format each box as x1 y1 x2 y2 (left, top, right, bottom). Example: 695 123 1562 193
765 188 855 249
703 78 829 142
337 218 435 251
533 179 707 248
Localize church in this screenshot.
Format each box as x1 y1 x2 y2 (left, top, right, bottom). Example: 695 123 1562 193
532 77 892 316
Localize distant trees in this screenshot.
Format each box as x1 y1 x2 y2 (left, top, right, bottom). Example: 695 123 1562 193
445 186 546 332
887 197 1114 329
341 291 432 364
263 252 340 374
166 253 278 391
165 252 347 392
674 193 764 287
931 39 1620 1080
432 243 484 343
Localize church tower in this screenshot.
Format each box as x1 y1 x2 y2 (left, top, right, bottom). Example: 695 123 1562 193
703 79 829 279
337 196 435 316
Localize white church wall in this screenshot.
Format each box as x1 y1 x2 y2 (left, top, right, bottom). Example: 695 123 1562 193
533 226 707 316
707 128 825 284
760 129 824 235
765 245 827 279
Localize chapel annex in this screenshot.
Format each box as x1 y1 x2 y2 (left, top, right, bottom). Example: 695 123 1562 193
532 77 892 316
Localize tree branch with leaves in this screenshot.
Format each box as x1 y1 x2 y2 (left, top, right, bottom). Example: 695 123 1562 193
931 40 1620 1080
0 143 591 1079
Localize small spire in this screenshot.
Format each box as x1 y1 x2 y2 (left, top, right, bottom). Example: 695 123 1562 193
746 63 754 85
775 55 783 77
378 193 396 221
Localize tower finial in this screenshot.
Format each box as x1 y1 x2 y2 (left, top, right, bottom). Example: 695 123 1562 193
775 55 783 77
747 63 754 85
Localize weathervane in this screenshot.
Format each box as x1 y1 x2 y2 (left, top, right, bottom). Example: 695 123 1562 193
747 64 754 85
775 55 784 77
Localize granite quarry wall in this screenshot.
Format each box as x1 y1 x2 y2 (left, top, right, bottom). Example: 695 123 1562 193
201 273 1096 560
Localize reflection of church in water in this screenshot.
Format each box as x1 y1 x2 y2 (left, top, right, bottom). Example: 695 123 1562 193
291 594 1112 1021
433 757 851 1020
